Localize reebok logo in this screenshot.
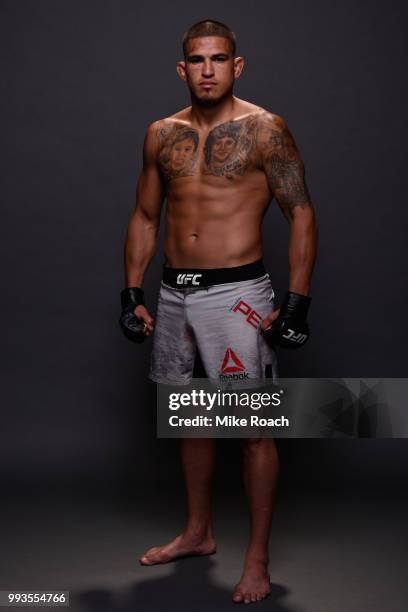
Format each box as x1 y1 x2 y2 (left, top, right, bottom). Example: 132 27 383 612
176 273 203 285
221 348 245 373
219 348 249 381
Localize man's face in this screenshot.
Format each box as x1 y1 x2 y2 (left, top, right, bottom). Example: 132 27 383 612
170 137 196 170
177 37 243 104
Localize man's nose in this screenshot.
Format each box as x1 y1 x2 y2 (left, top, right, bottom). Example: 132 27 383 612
202 59 214 77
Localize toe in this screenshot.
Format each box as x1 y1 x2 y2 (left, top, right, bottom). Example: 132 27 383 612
232 590 244 603
139 550 160 564
139 545 162 564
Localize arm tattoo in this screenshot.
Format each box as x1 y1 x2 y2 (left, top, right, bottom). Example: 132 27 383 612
157 123 199 180
260 117 311 209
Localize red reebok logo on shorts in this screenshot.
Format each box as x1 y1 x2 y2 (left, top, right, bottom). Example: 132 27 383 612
221 348 246 373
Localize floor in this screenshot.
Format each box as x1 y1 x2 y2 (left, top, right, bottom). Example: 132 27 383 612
1 486 407 611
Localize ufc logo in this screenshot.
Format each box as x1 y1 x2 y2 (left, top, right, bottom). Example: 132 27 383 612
283 329 308 344
176 273 203 285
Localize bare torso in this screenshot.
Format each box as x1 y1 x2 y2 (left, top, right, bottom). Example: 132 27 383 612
156 100 273 268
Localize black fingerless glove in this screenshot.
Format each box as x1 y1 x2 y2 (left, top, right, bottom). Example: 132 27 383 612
264 291 311 349
119 287 146 343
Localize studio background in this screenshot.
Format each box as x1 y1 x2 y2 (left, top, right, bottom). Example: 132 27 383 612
1 0 407 502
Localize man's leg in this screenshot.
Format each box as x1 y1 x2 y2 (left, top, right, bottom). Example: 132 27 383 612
232 438 279 603
183 272 279 599
139 438 217 565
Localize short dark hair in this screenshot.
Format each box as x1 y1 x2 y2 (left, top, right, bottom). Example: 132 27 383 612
182 19 236 57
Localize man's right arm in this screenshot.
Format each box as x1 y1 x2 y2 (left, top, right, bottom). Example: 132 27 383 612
119 121 165 341
124 121 165 287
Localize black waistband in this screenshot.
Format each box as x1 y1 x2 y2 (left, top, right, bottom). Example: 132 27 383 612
162 259 266 288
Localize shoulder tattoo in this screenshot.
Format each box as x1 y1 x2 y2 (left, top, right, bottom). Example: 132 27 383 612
258 114 311 208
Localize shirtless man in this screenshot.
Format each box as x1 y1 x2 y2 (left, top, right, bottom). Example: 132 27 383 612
120 20 318 604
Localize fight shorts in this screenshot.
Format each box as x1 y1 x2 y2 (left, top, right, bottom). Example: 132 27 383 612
149 259 279 386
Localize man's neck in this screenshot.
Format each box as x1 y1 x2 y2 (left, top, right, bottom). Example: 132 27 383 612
188 94 238 130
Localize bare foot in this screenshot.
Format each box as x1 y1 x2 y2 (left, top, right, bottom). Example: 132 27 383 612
232 559 271 604
139 532 216 566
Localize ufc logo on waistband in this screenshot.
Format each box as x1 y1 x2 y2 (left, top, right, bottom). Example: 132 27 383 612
176 273 203 285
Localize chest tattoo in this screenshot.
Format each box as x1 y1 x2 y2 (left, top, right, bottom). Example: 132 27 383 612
157 115 260 182
157 123 200 180
203 115 258 177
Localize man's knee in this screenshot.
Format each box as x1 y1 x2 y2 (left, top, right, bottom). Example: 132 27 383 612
240 437 277 454
241 437 266 450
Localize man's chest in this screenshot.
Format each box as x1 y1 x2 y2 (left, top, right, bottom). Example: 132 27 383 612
157 115 262 182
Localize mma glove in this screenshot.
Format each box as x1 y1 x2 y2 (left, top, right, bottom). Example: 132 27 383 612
264 291 311 349
119 287 146 343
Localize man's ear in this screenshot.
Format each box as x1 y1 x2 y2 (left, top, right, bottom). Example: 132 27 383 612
233 56 245 79
176 60 186 81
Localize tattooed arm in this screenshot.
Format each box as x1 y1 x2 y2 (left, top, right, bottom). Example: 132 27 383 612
258 112 318 295
124 121 165 287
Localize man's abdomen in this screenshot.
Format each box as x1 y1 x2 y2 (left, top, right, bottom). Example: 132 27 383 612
164 196 268 268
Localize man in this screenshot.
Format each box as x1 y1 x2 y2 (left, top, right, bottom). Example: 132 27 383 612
120 19 318 604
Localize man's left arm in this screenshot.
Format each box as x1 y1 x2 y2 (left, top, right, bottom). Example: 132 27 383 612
257 112 318 347
258 112 318 295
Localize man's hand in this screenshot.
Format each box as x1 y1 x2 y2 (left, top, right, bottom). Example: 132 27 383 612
133 305 155 337
261 308 281 331
261 292 311 349
119 287 154 343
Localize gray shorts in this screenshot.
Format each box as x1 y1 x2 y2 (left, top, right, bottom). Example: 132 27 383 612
149 264 279 386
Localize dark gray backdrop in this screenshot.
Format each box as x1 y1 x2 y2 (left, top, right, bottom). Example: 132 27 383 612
1 0 407 497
